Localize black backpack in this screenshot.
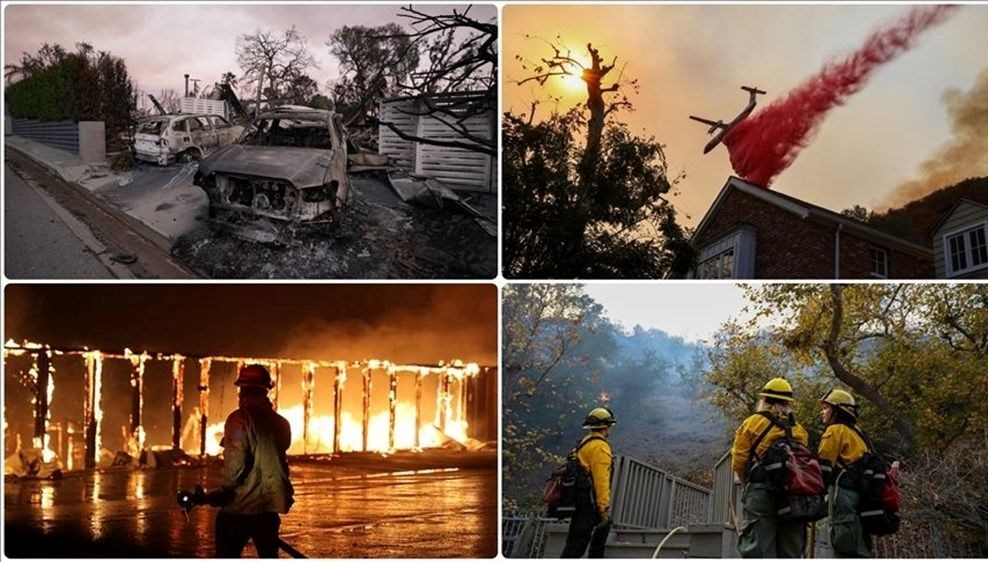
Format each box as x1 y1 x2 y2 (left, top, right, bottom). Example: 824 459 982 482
542 436 604 519
843 425 901 536
748 412 828 523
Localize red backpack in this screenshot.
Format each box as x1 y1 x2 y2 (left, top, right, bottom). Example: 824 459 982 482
845 425 901 535
748 412 827 522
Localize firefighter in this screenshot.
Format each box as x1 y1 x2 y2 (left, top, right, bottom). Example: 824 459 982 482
819 388 872 558
197 364 294 558
731 377 810 558
561 407 616 558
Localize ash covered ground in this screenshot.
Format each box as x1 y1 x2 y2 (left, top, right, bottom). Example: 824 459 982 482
171 175 497 279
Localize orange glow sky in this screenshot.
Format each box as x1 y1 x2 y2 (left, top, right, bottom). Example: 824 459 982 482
503 4 988 227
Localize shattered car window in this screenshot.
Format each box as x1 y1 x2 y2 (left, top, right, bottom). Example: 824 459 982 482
240 118 333 149
137 120 166 135
211 116 232 128
172 119 187 132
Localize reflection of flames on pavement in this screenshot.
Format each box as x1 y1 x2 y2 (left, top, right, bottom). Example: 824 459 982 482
5 339 489 471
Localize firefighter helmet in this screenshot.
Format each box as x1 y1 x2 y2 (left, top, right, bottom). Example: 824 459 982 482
235 364 274 389
758 378 795 402
583 407 617 429
821 388 858 419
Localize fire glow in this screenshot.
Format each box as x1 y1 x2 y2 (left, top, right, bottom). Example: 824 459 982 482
4 340 486 473
723 5 959 187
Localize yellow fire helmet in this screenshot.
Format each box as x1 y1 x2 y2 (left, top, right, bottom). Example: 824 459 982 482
583 407 617 429
758 377 795 402
821 388 858 419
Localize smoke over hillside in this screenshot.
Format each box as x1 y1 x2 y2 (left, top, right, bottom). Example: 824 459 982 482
884 68 988 208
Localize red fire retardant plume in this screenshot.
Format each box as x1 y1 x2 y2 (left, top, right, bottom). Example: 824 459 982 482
723 5 959 188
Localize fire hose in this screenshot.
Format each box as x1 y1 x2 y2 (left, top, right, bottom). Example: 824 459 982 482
177 487 307 558
651 525 688 558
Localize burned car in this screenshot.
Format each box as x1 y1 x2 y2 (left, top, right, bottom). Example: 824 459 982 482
134 113 243 166
193 106 350 243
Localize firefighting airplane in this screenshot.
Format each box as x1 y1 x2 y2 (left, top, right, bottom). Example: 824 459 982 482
689 86 767 154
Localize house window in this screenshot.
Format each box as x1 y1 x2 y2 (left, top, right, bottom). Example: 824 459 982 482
945 223 988 276
870 247 888 278
698 249 735 279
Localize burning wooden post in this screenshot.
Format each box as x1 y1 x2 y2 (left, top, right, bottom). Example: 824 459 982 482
271 362 282 410
414 370 424 449
171 356 185 451
388 369 398 451
83 351 104 469
362 366 371 451
333 363 345 454
302 362 316 454
198 358 211 457
437 367 449 432
126 350 147 451
32 347 54 457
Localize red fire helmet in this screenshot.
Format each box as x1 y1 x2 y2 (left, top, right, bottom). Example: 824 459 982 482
234 364 273 389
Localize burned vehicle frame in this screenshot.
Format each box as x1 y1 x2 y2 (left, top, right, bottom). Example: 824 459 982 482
193 106 350 244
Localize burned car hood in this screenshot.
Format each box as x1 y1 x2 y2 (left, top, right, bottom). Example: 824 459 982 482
198 145 334 188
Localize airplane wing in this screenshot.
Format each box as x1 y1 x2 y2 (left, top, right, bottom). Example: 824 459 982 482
689 115 727 134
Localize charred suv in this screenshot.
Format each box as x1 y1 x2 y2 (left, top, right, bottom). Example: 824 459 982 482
194 106 350 243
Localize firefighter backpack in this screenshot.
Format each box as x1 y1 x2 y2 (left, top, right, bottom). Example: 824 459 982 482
749 412 828 523
542 436 604 519
847 425 901 536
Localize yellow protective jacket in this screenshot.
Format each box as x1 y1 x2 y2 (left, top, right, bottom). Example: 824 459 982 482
731 412 809 482
818 423 868 486
575 432 612 513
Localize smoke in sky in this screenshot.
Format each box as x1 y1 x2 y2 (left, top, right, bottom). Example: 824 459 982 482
883 68 988 207
723 5 959 187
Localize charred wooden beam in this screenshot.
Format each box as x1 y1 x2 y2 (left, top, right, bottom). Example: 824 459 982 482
172 357 185 451
302 362 316 454
414 371 423 449
333 365 345 454
362 367 371 451
271 362 282 410
198 358 211 457
128 352 147 451
388 370 398 451
83 351 103 469
33 349 53 454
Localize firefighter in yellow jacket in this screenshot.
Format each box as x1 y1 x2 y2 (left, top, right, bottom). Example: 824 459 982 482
731 378 810 558
561 407 615 558
819 388 872 558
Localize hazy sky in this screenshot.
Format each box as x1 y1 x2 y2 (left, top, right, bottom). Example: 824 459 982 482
504 4 988 226
4 4 494 102
584 283 750 344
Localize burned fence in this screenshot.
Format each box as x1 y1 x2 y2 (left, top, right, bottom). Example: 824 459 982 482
3 340 494 472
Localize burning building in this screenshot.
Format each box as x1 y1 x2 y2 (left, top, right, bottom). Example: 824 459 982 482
3 339 497 475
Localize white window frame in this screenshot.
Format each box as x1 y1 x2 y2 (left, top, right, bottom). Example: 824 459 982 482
869 246 888 279
942 220 988 277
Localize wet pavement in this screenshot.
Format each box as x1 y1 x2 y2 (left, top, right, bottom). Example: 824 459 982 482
4 452 497 558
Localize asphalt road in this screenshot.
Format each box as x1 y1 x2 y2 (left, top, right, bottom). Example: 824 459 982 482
4 163 116 279
4 453 497 558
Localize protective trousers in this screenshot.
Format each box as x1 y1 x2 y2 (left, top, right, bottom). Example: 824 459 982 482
737 483 806 558
560 502 611 558
215 511 281 558
828 485 873 558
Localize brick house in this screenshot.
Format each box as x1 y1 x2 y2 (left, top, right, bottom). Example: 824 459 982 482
687 177 934 279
